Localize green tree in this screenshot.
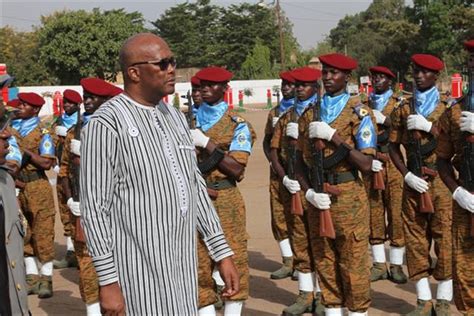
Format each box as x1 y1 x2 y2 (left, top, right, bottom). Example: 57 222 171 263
240 41 274 79
38 8 145 84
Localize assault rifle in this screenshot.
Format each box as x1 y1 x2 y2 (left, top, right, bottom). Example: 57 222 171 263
71 114 86 243
406 81 436 213
461 50 474 236
287 99 303 215
311 95 340 239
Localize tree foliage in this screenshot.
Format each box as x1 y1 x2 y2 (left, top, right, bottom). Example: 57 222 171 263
240 41 274 79
38 8 146 84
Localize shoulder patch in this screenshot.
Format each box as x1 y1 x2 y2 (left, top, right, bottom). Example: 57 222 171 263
41 128 50 135
353 104 369 119
231 115 246 124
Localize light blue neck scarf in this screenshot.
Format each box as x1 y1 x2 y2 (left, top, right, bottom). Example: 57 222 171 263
196 101 228 132
295 94 317 117
11 119 22 131
19 117 40 137
82 113 93 126
321 92 350 124
279 98 294 113
61 111 78 129
415 86 439 118
370 89 393 111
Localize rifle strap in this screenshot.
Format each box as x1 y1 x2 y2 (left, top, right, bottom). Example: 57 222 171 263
198 148 225 174
322 143 351 169
419 137 437 157
377 129 389 144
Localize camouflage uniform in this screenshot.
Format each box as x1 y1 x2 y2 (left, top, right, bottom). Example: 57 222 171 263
196 111 255 306
389 95 452 282
436 101 474 315
13 126 56 263
59 128 99 304
366 95 404 248
298 96 375 312
270 107 313 275
265 106 290 242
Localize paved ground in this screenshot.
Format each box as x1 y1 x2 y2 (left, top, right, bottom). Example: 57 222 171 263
28 106 460 315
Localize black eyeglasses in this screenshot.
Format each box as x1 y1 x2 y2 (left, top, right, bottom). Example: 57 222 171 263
130 57 177 71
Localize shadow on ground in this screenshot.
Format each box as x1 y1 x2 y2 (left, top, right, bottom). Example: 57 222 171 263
248 250 282 273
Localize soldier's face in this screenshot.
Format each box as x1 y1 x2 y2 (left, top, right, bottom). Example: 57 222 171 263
83 93 106 114
371 73 392 94
63 100 79 116
191 84 202 105
16 102 39 119
295 82 317 101
281 80 295 100
413 65 438 91
322 66 350 95
200 81 227 105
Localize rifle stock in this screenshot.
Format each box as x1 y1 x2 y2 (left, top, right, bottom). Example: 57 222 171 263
372 171 385 191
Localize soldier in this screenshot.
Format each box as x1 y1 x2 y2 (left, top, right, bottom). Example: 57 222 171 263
59 78 122 315
53 89 81 269
365 66 407 284
6 99 22 131
270 67 323 316
389 54 452 316
436 39 474 316
12 92 56 299
190 66 255 316
191 75 203 114
296 53 377 316
263 71 296 280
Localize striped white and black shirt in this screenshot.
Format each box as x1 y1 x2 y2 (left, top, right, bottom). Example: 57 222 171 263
80 94 233 315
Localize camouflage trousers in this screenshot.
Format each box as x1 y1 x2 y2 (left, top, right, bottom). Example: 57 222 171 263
74 238 99 304
269 170 289 242
367 160 405 247
307 180 371 312
452 203 474 315
20 178 55 263
402 176 452 281
284 190 313 273
198 186 249 307
56 178 73 237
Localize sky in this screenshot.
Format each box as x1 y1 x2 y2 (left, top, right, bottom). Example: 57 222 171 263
0 0 377 50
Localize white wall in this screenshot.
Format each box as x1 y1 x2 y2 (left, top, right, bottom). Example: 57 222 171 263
18 79 281 116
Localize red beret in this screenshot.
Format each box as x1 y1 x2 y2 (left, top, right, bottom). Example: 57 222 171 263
319 53 358 71
369 66 396 79
411 54 444 72
81 77 116 97
18 92 45 107
290 67 322 82
191 76 201 86
63 89 83 104
195 67 233 83
108 85 123 97
464 40 474 52
6 99 20 108
279 71 295 83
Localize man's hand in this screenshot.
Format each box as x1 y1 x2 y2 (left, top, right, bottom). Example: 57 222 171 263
282 175 301 194
71 139 81 156
407 114 432 133
373 110 386 125
371 159 383 172
305 189 331 210
55 125 68 137
99 282 126 316
216 257 239 298
404 172 429 193
190 129 210 148
453 186 474 213
285 122 298 139
460 111 474 134
308 121 336 141
67 198 81 216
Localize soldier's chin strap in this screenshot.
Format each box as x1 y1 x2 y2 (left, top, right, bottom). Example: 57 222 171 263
198 147 225 174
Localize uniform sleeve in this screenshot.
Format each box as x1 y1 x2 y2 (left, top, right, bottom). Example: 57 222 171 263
389 106 404 144
435 109 454 160
264 111 274 135
297 111 310 152
39 133 56 158
229 122 252 153
80 119 120 286
353 110 377 156
195 169 234 262
270 116 284 149
59 132 72 178
6 136 22 167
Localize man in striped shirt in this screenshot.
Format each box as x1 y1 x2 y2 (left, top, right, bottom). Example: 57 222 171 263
80 33 239 315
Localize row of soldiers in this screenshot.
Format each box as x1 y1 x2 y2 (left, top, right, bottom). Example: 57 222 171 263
261 41 474 316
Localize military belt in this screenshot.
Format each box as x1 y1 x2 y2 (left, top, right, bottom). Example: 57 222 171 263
324 169 358 185
206 179 236 191
18 170 47 183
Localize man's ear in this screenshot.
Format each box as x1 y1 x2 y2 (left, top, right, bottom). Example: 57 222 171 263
128 67 141 83
345 72 352 83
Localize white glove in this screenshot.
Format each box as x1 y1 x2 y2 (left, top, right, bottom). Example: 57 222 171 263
305 188 331 210
286 122 299 139
282 175 301 194
70 139 81 156
67 198 81 216
190 129 210 148
272 117 279 128
15 188 20 197
373 110 386 125
460 111 474 133
53 165 60 174
308 121 336 141
55 125 68 137
404 172 429 193
453 186 474 213
371 159 383 172
407 114 432 133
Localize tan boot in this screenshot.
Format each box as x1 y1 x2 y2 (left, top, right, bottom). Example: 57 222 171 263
370 262 388 282
270 256 293 280
434 299 450 316
405 299 434 316
389 264 408 284
282 290 314 316
53 251 78 269
38 275 53 299
214 284 224 310
313 292 324 316
26 274 39 295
